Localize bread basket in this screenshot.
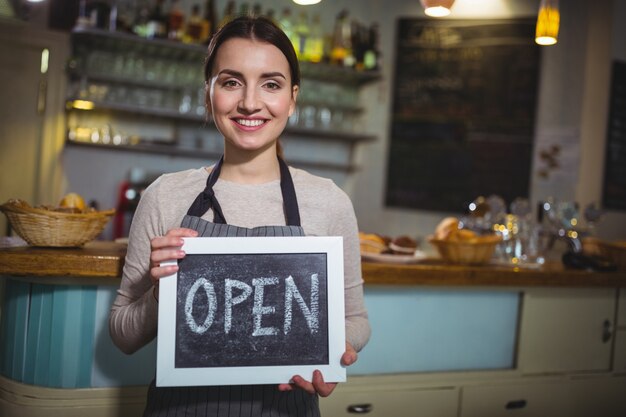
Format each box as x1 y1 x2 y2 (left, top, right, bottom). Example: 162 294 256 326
428 234 502 265
0 200 115 247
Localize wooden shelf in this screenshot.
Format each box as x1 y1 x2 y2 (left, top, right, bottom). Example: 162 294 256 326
65 139 359 173
71 28 382 86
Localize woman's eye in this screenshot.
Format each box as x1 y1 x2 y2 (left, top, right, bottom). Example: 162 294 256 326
223 80 239 88
264 82 281 90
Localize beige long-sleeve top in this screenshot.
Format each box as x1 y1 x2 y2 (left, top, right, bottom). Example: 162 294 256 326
109 166 370 355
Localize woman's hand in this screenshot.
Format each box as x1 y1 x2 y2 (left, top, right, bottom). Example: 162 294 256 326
149 228 198 298
277 342 358 397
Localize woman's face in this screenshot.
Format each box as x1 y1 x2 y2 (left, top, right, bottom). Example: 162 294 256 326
207 38 298 155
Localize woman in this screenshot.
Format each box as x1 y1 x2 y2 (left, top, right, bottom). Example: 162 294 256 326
109 15 370 416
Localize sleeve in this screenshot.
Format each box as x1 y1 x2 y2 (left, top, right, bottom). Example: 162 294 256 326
109 178 165 354
328 186 371 353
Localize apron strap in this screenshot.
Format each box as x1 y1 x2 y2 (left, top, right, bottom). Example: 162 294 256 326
186 156 301 227
186 156 227 223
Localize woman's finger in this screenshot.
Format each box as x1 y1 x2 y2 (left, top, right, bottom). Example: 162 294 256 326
311 370 337 397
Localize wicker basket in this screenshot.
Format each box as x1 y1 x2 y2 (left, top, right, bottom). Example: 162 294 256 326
0 200 115 247
597 240 626 271
429 235 502 265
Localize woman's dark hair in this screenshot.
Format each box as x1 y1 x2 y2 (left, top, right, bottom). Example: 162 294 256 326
204 16 301 87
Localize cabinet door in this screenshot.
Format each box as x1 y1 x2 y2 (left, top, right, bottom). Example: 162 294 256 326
460 381 572 417
518 288 616 374
567 376 626 417
320 386 458 417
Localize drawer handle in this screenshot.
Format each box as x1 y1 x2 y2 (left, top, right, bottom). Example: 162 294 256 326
602 319 613 343
347 403 373 414
505 399 527 410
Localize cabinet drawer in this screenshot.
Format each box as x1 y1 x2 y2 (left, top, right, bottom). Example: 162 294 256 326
460 381 571 417
320 386 458 417
567 377 626 417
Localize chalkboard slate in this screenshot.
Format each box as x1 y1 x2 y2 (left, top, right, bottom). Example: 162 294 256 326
175 253 329 368
603 60 626 211
386 18 541 212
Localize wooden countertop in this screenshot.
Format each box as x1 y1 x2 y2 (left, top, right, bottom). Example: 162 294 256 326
1 241 625 287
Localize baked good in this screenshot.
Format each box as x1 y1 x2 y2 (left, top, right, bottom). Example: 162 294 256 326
389 235 417 255
434 217 460 240
359 232 388 254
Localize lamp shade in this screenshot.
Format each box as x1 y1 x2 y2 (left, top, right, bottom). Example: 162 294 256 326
420 0 455 17
292 0 322 5
535 0 559 46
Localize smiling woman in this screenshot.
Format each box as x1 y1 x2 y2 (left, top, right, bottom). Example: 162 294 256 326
108 15 370 417
207 38 298 164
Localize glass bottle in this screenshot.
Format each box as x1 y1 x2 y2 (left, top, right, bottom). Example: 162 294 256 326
278 8 297 55
330 10 351 66
294 11 310 60
201 0 217 43
305 14 324 63
184 4 204 43
219 0 236 29
168 0 185 41
147 0 167 39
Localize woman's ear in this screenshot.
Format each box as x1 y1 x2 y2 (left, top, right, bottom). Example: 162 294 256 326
289 84 299 117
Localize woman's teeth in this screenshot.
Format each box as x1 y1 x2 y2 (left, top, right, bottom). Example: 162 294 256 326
236 119 265 127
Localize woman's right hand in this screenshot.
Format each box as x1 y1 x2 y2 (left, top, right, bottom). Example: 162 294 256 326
149 228 198 295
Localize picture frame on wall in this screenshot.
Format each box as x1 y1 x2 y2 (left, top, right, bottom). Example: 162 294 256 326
156 236 346 387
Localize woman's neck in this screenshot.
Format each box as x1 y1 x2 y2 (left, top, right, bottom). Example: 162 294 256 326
219 147 281 184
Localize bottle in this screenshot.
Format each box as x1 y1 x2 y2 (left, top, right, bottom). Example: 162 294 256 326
294 11 310 60
219 1 236 29
184 4 204 43
200 0 217 43
147 0 167 39
132 2 150 37
168 0 185 41
238 2 250 17
363 23 380 70
278 8 297 54
330 10 351 66
305 14 324 63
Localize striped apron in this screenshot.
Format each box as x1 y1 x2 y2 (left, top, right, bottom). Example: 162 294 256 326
143 156 320 417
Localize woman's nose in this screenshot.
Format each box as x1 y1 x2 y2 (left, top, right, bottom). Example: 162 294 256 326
238 87 260 113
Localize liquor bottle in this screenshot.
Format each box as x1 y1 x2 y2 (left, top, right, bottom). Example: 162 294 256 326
147 0 167 39
132 2 150 37
330 10 352 66
238 2 250 17
168 0 185 41
219 1 236 29
294 11 310 59
363 23 380 70
304 14 324 63
201 0 217 43
184 4 204 43
278 8 297 54
252 3 262 17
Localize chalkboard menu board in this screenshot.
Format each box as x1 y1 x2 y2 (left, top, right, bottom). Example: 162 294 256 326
386 18 541 212
603 60 626 211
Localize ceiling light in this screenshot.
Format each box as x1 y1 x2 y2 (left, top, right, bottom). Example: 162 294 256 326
421 0 455 17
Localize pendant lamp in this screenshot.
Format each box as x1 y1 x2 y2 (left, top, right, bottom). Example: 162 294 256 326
535 0 559 46
420 0 455 17
292 0 322 5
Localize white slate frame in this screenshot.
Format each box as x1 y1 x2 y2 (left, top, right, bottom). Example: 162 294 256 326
156 236 346 387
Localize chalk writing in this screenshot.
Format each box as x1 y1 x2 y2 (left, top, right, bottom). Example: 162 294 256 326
184 274 320 336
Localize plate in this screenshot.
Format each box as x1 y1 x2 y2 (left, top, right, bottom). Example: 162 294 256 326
361 250 428 264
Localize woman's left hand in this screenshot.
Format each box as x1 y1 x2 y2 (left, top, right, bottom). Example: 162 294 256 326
277 342 358 397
